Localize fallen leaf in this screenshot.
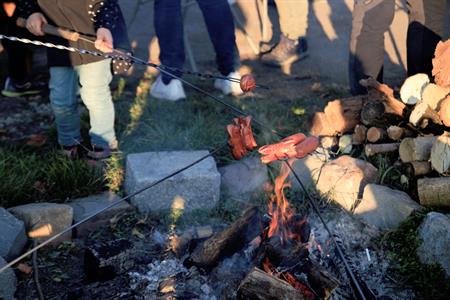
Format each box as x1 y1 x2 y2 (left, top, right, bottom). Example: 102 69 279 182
26 134 47 147
16 263 32 275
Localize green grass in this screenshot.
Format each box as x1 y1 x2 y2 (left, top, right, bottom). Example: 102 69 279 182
382 211 450 299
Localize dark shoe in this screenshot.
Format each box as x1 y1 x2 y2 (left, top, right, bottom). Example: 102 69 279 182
61 145 79 159
1 77 46 97
87 146 115 160
260 35 308 67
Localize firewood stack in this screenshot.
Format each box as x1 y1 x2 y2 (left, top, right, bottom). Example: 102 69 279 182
310 40 450 208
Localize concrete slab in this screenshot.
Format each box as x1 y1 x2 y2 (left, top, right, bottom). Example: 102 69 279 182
125 151 221 213
0 208 27 261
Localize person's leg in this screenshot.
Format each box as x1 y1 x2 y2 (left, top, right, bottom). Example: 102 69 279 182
275 0 308 41
197 0 237 76
76 59 117 151
407 0 447 76
49 67 81 147
154 0 185 83
349 0 395 95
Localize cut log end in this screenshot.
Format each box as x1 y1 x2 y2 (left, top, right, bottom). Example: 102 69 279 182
365 143 400 156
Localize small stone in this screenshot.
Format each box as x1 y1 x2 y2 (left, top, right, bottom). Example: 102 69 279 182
200 283 211 295
9 203 73 245
68 192 132 237
354 184 423 230
316 156 378 211
0 208 27 261
219 157 269 198
0 256 16 300
125 151 220 213
417 212 450 277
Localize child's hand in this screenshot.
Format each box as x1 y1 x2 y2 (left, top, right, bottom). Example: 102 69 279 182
95 28 114 53
26 12 47 36
3 2 16 17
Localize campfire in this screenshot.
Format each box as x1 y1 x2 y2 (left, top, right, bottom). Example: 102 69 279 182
182 159 340 300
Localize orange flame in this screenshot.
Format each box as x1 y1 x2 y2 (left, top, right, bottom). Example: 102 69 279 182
267 159 298 244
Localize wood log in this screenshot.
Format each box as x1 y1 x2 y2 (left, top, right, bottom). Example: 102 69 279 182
418 177 450 207
365 143 400 156
323 97 364 134
421 83 450 110
338 135 352 154
352 124 367 145
359 78 406 117
399 136 436 162
237 268 306 300
430 132 450 174
404 161 432 177
188 207 261 270
409 101 442 127
439 96 450 126
320 136 338 149
432 40 450 88
399 73 429 105
310 112 336 136
303 260 340 300
366 127 387 143
360 100 386 127
387 126 406 141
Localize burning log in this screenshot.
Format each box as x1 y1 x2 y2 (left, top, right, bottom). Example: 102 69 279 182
365 143 400 157
404 161 432 177
418 177 450 207
366 127 387 143
303 260 340 299
352 124 367 145
399 136 436 162
323 97 364 134
237 268 307 300
409 102 442 127
188 207 261 270
310 112 336 136
430 132 450 174
387 126 406 141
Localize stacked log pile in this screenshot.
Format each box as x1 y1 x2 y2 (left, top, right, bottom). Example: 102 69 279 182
310 41 450 208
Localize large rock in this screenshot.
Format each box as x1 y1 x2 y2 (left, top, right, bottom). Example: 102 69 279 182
354 184 423 230
290 152 327 190
9 203 73 244
0 208 27 261
316 156 378 211
69 192 133 237
417 212 450 277
125 151 220 213
0 256 17 300
219 157 268 198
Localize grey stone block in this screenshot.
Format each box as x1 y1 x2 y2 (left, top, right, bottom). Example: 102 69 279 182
125 151 220 213
9 203 73 245
417 212 450 277
0 256 17 300
0 208 27 261
69 192 133 237
219 157 268 198
354 184 423 230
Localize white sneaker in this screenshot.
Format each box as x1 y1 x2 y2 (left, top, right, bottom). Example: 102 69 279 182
150 76 186 101
214 71 243 96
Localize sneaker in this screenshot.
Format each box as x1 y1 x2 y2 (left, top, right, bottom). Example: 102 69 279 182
87 146 114 160
214 71 243 96
150 76 186 101
1 77 46 97
260 35 308 67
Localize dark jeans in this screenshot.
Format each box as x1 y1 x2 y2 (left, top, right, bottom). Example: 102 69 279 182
154 0 237 83
348 0 395 95
0 8 30 84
